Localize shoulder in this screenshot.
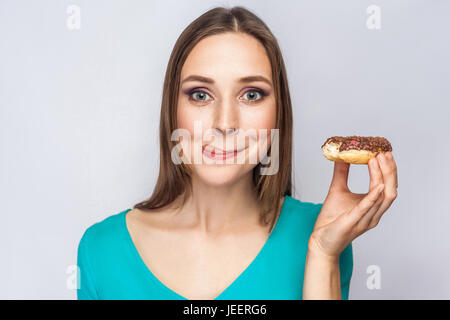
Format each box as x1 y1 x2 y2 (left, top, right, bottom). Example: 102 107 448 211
272 195 323 241
78 209 130 254
283 195 323 223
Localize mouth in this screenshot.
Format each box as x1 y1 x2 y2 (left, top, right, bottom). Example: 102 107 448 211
202 145 246 160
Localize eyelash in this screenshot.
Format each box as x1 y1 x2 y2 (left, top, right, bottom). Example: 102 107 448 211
184 87 268 104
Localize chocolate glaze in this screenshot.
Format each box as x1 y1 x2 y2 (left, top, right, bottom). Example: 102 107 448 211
321 136 392 153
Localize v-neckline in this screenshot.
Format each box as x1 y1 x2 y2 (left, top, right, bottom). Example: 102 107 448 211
121 196 289 300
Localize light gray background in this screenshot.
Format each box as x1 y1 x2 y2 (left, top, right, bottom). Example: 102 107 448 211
1 0 449 299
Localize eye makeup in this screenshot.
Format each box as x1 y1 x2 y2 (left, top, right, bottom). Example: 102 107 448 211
242 87 270 97
183 87 213 103
182 86 270 103
182 87 210 96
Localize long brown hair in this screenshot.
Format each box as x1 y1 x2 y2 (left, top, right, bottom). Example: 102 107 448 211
133 6 293 233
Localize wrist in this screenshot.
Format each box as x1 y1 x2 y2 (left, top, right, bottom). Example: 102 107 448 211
307 234 340 264
307 247 340 265
304 240 342 300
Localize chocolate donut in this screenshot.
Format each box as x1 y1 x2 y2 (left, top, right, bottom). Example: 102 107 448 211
321 136 392 164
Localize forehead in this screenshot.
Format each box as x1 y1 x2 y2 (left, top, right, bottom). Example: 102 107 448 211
180 32 272 81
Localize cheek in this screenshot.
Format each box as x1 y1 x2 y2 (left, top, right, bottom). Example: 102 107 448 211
251 111 276 130
177 102 193 132
240 101 277 158
241 100 277 133
177 103 212 161
177 103 210 134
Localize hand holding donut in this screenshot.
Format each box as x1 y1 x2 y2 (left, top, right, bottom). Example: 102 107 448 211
308 136 398 260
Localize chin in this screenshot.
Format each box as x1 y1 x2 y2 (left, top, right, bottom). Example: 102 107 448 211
191 164 255 187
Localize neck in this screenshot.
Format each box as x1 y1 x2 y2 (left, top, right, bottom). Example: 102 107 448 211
177 171 262 236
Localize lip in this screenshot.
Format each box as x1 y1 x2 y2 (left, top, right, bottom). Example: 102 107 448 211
202 145 245 160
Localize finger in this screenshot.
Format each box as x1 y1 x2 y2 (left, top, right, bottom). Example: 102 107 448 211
367 151 399 228
330 161 350 192
376 152 398 204
378 152 396 191
368 186 397 229
384 151 398 188
369 201 394 229
356 187 385 231
343 183 384 227
368 156 384 192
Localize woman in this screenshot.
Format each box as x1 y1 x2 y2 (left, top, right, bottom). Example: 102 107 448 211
77 6 398 300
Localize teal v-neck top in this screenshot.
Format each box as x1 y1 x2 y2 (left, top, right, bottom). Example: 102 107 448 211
76 195 353 300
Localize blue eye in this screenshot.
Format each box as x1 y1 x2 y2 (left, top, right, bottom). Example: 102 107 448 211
190 90 211 102
184 87 267 105
242 90 263 101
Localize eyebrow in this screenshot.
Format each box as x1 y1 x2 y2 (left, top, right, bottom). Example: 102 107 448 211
180 74 272 86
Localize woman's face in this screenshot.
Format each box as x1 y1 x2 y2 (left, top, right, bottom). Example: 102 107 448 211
177 32 277 186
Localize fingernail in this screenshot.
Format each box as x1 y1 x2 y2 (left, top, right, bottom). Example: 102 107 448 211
378 184 384 193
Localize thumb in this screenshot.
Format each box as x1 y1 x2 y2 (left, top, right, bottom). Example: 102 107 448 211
330 161 350 192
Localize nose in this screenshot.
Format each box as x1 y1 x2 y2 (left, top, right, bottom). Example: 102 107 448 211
213 127 238 136
212 99 240 137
